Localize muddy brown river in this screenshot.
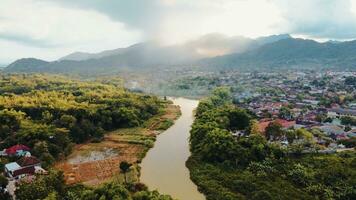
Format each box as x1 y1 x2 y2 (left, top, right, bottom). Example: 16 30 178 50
140 98 205 200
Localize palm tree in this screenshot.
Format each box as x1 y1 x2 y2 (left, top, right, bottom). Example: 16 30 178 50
119 161 132 184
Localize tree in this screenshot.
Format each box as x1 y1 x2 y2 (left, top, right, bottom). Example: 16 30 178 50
120 161 132 184
295 129 313 141
93 182 131 200
265 121 283 141
247 120 261 135
345 76 356 86
251 190 273 200
279 106 292 120
200 128 236 162
0 109 24 139
285 129 296 144
211 87 232 106
228 108 250 131
16 170 65 200
341 116 356 126
0 175 8 188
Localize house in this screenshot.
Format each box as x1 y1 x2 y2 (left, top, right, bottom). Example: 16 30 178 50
319 125 344 136
347 129 356 138
4 162 21 178
258 119 296 133
336 133 349 140
328 108 356 117
4 155 45 179
17 155 41 168
4 144 30 156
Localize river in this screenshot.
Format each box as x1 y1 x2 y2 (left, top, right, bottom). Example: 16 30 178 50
140 98 205 200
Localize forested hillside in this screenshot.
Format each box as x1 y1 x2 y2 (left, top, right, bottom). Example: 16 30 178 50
187 88 356 200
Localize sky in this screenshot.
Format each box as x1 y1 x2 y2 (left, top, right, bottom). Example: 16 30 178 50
1 0 356 64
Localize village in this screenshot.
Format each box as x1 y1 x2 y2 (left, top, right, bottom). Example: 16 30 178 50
230 71 356 152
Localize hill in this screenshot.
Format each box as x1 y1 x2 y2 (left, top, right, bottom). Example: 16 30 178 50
199 38 356 70
6 34 356 75
5 58 49 72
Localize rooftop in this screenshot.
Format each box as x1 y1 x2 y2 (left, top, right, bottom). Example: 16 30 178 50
5 162 21 172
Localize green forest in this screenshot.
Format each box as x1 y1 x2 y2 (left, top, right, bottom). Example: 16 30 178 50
0 74 174 200
187 87 356 200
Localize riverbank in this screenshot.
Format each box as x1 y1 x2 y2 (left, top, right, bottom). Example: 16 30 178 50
140 98 206 200
55 101 181 186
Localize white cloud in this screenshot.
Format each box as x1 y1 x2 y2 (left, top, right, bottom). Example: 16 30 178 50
275 0 356 39
152 0 286 44
0 0 142 62
0 40 72 63
2 0 356 63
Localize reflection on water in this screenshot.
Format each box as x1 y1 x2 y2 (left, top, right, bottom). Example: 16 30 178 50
140 98 205 200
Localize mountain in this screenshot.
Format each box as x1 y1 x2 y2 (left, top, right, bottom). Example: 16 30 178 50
198 38 356 70
59 47 129 61
58 33 284 63
4 42 202 75
59 52 96 61
5 58 49 72
185 33 255 57
255 34 291 45
58 34 256 62
6 34 351 75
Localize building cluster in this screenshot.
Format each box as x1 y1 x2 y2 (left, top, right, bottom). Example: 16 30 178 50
0 144 46 196
231 71 355 150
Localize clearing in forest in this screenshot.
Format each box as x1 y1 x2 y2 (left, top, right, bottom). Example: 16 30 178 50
55 103 180 186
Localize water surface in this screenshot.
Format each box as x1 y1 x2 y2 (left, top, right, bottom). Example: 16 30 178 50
140 98 205 200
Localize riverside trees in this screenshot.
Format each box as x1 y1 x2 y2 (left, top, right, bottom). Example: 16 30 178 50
187 87 356 200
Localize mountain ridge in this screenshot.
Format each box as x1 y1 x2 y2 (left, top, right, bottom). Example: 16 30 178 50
5 34 356 75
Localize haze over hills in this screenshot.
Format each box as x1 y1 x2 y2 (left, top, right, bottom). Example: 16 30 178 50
4 33 356 75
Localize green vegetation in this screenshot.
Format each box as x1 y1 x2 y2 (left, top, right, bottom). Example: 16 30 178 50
15 170 173 200
341 116 356 126
120 161 133 184
0 74 164 166
0 74 176 199
187 87 356 200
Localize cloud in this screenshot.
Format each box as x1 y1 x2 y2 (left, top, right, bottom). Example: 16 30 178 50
3 0 356 63
49 0 356 41
153 0 286 44
0 39 72 63
46 0 162 35
0 0 142 62
276 0 356 40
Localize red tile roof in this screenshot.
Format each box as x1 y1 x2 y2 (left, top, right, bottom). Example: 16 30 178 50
12 166 35 177
5 144 30 155
258 119 296 133
17 156 40 167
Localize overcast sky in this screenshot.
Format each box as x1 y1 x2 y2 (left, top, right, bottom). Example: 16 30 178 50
1 0 356 64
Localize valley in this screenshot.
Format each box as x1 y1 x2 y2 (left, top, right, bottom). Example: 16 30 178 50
2 1 356 200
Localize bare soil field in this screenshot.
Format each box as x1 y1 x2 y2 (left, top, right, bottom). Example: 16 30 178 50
55 103 180 186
